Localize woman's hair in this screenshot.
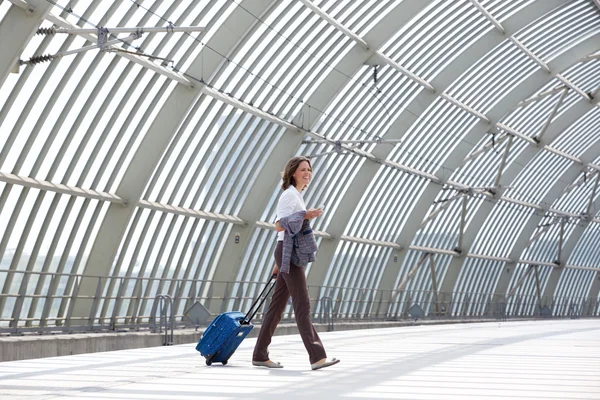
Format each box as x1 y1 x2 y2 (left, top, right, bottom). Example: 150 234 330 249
281 156 312 191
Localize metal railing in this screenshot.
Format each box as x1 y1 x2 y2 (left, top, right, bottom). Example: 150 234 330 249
151 294 174 345
0 268 598 334
319 296 334 331
495 301 507 321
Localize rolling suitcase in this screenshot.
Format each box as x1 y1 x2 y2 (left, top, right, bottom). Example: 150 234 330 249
196 276 277 366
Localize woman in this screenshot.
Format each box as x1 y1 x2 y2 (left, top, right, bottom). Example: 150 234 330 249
252 156 340 371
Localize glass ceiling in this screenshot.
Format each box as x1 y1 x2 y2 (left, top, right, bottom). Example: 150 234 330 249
0 0 599 329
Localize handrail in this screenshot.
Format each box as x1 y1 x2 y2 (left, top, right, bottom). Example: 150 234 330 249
569 302 580 320
151 294 174 345
320 296 334 332
0 268 598 335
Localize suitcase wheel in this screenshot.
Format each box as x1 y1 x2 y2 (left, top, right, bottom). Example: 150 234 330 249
205 351 218 366
222 360 228 365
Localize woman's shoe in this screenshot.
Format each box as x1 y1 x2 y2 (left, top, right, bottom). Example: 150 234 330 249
311 357 340 370
252 360 284 368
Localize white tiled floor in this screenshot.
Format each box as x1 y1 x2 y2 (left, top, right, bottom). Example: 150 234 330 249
0 320 599 399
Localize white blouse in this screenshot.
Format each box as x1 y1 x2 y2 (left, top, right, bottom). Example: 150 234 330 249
276 185 306 241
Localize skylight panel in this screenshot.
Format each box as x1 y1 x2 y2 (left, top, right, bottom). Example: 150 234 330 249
510 151 571 205
483 0 534 21
551 108 600 157
471 202 531 257
516 0 600 62
569 224 600 266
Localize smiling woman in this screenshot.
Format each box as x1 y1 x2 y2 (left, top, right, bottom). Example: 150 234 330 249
287 156 313 192
253 156 339 371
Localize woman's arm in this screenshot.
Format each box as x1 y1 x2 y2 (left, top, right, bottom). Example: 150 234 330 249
277 209 321 232
275 220 284 232
275 191 322 232
275 191 294 233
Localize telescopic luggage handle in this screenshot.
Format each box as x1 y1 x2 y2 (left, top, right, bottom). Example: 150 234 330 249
242 275 277 325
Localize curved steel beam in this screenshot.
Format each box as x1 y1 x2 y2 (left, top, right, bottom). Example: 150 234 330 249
587 272 600 313
71 0 276 320
212 0 433 288
307 0 565 288
527 188 600 316
0 0 52 86
440 97 598 298
540 144 600 303
376 31 600 301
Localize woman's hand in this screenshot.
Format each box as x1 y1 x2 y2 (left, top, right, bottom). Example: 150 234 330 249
305 208 323 220
271 264 279 278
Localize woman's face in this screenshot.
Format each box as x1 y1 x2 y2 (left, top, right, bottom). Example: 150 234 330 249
293 161 312 188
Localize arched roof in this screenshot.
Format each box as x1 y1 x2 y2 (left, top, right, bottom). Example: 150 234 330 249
0 0 599 329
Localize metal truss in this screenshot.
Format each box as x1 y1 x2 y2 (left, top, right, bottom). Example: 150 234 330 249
305 0 568 296
43 13 193 87
378 28 600 301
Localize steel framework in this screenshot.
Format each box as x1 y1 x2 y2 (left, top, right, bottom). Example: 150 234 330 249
0 0 599 332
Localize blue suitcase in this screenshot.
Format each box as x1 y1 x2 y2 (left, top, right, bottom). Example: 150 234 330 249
196 277 276 366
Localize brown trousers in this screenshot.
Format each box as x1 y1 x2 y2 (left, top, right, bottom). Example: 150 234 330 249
252 241 327 364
